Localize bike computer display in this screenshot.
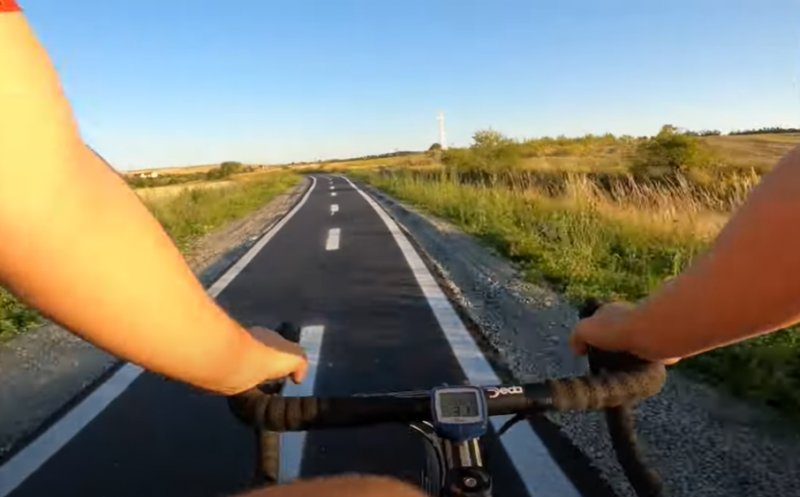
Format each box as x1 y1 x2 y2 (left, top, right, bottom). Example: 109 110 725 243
431 386 488 441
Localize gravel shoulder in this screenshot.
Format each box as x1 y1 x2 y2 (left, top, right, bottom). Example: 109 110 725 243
0 178 309 462
364 184 800 497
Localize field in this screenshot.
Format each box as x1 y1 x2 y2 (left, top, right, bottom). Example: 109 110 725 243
0 167 300 342
345 129 800 421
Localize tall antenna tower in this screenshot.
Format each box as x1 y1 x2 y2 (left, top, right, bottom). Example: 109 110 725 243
437 112 448 150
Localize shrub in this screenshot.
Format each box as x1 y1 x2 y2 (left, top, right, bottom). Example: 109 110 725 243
632 125 717 177
442 130 521 180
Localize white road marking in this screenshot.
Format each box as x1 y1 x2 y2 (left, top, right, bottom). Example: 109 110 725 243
329 185 334 190
330 204 339 216
331 192 337 197
341 176 581 497
325 228 341 251
0 177 319 497
279 325 325 483
0 365 142 497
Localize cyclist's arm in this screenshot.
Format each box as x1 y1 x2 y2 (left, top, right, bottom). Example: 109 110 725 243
572 145 800 362
0 11 305 394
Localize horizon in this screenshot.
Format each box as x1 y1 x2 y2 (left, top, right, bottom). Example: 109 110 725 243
24 1 800 170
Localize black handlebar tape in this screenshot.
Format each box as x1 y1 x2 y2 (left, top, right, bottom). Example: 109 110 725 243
545 364 666 411
578 298 665 497
605 405 663 497
229 391 432 432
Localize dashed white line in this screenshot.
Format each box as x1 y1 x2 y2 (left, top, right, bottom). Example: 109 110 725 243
341 176 580 497
279 325 325 483
330 204 339 216
329 185 335 190
331 192 337 197
0 177 320 497
325 228 341 251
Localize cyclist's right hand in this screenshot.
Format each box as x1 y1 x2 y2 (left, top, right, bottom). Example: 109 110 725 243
570 302 680 365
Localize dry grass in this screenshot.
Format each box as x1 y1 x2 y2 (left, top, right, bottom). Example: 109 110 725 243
701 134 800 172
293 153 436 173
514 133 800 175
134 180 236 201
535 173 736 240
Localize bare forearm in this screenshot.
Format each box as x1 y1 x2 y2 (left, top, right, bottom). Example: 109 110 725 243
0 12 263 392
626 147 800 360
0 145 263 390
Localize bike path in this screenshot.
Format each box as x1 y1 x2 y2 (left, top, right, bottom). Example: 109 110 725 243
5 175 593 497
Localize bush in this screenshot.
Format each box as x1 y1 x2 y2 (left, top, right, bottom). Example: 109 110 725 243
442 130 521 179
206 161 244 180
632 125 717 177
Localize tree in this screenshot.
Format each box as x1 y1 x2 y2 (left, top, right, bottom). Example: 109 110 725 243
428 143 442 152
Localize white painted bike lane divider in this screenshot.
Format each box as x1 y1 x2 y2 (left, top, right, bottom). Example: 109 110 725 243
325 228 341 251
0 176 320 497
340 176 581 497
279 325 325 483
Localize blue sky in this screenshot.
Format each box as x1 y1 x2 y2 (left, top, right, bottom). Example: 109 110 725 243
23 1 800 170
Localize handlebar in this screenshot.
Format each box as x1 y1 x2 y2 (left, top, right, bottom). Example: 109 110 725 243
228 362 665 432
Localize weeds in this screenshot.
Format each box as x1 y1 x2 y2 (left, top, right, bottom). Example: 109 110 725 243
0 289 39 342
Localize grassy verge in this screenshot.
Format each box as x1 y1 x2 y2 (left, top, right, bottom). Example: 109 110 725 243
142 171 300 251
358 168 800 421
0 171 300 342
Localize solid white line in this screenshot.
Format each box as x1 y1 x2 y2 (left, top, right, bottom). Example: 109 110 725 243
325 228 341 251
0 177 319 497
279 325 325 483
330 204 339 216
0 365 142 496
341 176 580 497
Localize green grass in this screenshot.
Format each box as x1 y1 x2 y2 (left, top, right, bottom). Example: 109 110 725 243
0 171 300 342
361 170 705 301
144 171 300 252
358 168 800 422
0 289 40 342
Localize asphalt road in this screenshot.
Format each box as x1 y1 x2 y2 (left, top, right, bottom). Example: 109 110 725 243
1 175 609 497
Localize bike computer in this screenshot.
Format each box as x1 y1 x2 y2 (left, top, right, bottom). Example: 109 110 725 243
431 386 488 441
